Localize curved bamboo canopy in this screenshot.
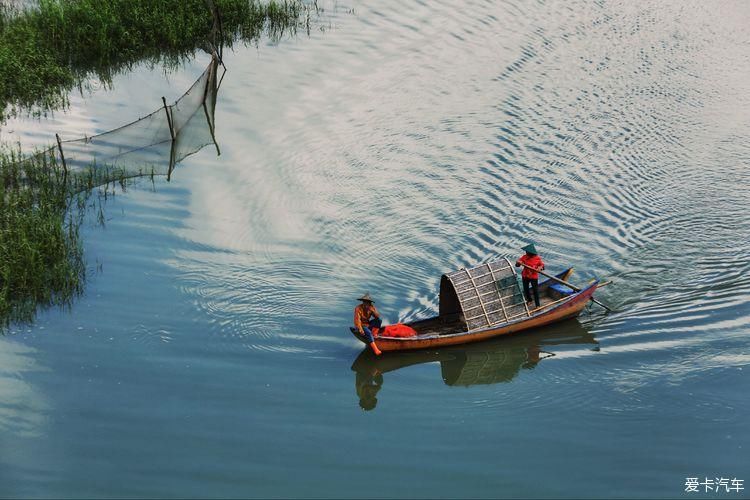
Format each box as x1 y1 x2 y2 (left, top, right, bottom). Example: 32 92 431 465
439 258 529 331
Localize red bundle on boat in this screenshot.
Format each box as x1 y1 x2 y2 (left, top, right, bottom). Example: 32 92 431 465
375 323 417 338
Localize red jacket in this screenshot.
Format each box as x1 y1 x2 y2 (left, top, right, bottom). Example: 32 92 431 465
517 254 544 280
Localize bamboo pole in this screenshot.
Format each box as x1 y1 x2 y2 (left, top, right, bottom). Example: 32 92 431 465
162 96 175 141
55 133 68 180
518 263 614 312
204 0 223 60
167 141 176 182
162 97 176 181
202 58 221 156
506 295 572 319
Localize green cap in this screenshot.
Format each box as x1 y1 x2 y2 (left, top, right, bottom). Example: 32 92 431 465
522 243 538 255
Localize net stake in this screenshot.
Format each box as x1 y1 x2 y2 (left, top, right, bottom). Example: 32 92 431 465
55 133 68 179
167 141 176 182
162 97 176 142
203 56 221 156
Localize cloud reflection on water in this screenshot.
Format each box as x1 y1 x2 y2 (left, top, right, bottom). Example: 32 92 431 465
0 337 48 440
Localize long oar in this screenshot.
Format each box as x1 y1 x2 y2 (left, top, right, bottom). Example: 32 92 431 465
518 263 614 312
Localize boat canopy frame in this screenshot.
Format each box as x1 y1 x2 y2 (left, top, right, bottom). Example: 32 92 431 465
439 258 531 331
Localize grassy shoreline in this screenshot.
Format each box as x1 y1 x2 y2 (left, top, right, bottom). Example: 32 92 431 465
0 0 309 328
0 0 307 120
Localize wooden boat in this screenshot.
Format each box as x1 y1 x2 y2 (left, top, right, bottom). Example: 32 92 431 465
350 257 599 352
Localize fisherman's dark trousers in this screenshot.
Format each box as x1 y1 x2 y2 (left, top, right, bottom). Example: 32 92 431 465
362 318 382 343
522 278 540 307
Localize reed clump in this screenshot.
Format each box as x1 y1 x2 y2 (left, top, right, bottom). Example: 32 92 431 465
0 0 308 120
0 146 154 327
0 147 87 326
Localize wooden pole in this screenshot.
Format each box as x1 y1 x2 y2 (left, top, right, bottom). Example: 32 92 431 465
216 2 223 60
518 263 613 312
202 58 220 156
519 263 581 291
162 96 175 141
203 102 220 156
167 140 176 182
204 0 223 59
162 97 176 181
161 96 177 182
55 133 68 180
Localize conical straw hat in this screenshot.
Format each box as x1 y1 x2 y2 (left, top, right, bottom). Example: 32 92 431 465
522 243 538 255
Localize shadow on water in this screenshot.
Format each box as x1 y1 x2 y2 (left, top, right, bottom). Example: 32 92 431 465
351 319 598 411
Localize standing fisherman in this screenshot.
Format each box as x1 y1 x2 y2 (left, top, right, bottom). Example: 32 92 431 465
354 293 383 356
516 243 545 308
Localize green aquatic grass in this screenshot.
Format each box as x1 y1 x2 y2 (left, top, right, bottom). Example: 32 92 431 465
0 0 308 120
0 0 311 327
0 147 86 326
0 145 160 327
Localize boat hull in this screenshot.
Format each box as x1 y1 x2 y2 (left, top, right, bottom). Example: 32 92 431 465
350 280 598 352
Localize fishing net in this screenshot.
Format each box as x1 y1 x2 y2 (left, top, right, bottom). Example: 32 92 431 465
171 58 219 164
7 53 223 192
60 108 173 176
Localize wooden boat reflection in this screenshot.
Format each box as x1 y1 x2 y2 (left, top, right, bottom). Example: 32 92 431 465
351 320 598 410
350 258 599 352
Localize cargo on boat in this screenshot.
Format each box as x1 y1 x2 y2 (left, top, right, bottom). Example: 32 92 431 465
350 257 599 352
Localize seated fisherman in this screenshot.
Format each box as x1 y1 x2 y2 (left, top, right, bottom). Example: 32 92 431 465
354 293 382 356
516 243 545 308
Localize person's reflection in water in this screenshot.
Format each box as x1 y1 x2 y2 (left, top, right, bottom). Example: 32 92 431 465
355 367 383 411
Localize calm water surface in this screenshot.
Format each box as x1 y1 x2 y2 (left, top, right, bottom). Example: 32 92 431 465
2 0 750 497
